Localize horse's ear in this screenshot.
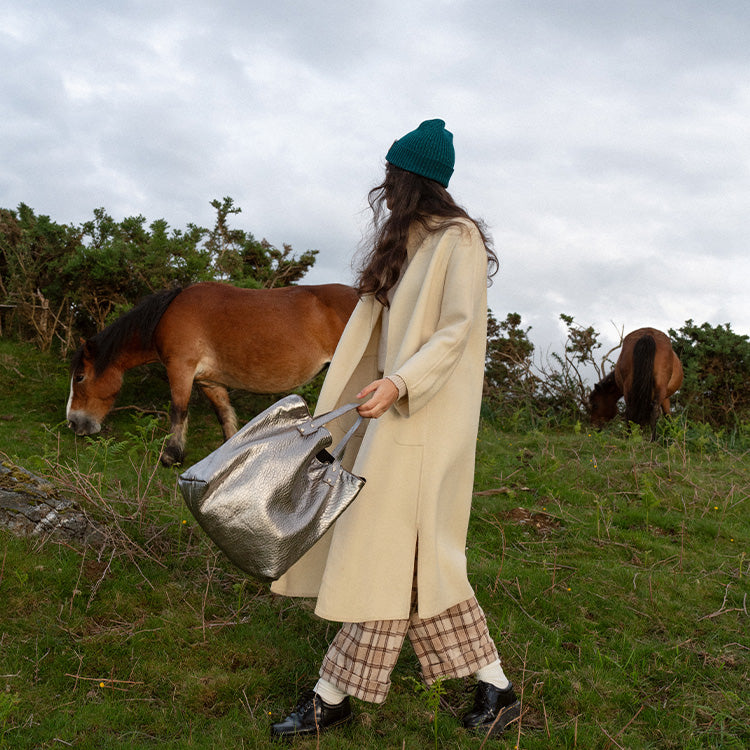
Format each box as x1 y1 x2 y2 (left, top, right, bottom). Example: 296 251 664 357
81 339 96 359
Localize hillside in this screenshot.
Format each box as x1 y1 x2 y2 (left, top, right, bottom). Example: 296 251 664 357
0 339 748 749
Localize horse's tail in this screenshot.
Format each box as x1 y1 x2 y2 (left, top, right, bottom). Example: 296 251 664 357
625 334 656 425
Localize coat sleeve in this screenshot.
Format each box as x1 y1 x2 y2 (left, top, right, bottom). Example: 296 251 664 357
394 223 488 416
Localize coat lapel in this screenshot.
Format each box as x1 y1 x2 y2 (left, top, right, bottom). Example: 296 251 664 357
314 295 382 414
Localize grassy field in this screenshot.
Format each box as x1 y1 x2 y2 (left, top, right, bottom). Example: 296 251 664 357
1 338 748 749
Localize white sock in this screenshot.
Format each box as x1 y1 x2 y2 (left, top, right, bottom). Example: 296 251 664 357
314 678 349 705
475 659 510 690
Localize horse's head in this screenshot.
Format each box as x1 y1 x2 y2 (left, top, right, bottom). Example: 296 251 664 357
66 340 124 435
589 372 621 426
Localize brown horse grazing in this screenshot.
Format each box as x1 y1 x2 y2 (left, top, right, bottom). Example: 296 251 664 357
67 282 359 466
589 327 684 440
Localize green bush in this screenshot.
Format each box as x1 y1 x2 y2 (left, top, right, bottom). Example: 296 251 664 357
669 320 750 427
0 198 317 351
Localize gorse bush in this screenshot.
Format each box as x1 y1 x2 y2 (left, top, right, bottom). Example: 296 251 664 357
3 200 750 429
669 320 750 428
0 197 317 350
485 313 750 430
484 313 621 429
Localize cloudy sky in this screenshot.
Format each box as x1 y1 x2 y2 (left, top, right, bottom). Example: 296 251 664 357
3 0 749 371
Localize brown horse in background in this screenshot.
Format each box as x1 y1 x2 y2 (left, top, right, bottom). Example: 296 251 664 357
589 327 683 440
67 282 359 466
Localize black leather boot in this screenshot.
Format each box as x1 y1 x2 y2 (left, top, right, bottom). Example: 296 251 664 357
271 689 352 739
462 681 521 736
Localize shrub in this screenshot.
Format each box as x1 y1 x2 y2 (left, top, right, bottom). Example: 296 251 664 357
0 198 318 351
669 320 750 427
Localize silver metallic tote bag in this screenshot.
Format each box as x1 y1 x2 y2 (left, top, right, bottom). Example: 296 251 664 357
177 394 365 581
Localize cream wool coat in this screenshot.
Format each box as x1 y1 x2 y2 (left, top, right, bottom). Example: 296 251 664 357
271 218 488 622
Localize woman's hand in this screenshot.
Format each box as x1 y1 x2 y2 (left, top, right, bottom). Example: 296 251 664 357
356 378 399 418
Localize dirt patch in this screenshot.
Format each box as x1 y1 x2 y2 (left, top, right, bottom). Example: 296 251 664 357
499 507 562 536
0 460 105 546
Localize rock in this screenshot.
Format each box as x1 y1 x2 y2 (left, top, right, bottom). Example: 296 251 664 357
0 461 106 546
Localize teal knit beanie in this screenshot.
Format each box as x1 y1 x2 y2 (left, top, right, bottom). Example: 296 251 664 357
385 119 455 187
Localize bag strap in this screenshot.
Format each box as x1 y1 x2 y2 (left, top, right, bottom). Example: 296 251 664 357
300 401 366 463
330 415 364 461
299 401 362 435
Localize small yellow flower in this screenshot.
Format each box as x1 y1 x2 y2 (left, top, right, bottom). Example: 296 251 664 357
182 519 187 524
99 682 105 688
714 506 719 510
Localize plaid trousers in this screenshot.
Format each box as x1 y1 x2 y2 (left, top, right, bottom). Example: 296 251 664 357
319 590 499 704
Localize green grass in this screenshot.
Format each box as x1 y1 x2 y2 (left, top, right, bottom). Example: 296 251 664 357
1 338 748 748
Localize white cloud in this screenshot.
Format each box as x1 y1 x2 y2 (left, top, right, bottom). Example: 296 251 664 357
2 0 749 366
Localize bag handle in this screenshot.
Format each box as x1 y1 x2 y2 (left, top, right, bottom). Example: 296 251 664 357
300 401 366 465
299 401 362 435
320 414 365 487
330 414 364 461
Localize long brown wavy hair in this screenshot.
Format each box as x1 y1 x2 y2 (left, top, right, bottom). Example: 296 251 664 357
355 164 499 306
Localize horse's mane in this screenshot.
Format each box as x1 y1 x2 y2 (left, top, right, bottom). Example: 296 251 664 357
596 370 617 391
71 287 183 376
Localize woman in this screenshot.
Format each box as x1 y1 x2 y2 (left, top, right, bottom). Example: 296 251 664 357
270 119 520 739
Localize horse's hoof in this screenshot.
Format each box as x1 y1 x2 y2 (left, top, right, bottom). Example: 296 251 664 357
160 449 183 468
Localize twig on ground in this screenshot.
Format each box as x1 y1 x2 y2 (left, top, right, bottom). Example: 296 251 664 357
85 547 115 611
698 584 747 621
494 578 552 632
515 642 530 749
474 486 530 496
63 674 144 692
609 704 645 747
598 719 627 749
